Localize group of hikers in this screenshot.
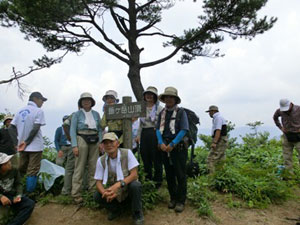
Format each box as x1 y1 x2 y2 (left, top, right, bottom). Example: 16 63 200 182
0 86 300 225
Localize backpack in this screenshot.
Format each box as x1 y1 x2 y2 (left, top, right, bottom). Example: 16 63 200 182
176 107 200 146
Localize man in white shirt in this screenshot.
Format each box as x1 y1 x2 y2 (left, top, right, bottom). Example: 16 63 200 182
9 91 47 193
94 132 144 225
205 105 228 174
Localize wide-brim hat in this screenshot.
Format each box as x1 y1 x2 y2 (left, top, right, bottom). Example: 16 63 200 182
101 132 119 143
143 86 158 102
0 153 13 165
3 115 13 125
205 105 219 112
279 98 291 111
78 92 96 108
158 87 181 104
102 90 119 103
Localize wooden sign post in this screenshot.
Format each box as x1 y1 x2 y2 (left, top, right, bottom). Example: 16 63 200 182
105 96 146 149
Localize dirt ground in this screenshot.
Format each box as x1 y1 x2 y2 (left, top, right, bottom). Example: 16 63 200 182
27 198 300 225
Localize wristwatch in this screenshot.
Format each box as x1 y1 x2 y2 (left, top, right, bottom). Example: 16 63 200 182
120 180 126 188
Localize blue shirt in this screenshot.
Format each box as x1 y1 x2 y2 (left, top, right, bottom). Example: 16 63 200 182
54 126 70 151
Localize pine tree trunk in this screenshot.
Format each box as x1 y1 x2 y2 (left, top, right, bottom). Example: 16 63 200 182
127 66 144 101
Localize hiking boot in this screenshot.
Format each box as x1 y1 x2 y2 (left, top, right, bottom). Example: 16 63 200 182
133 211 144 225
174 203 185 213
107 210 121 221
73 197 83 204
168 200 176 209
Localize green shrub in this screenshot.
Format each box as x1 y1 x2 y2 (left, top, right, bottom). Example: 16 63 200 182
190 121 299 217
187 176 215 217
137 163 161 210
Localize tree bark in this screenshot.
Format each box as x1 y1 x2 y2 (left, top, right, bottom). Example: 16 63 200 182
127 66 144 101
127 0 144 101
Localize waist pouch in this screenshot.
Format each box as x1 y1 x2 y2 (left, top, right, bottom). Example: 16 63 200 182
285 132 300 142
78 134 99 144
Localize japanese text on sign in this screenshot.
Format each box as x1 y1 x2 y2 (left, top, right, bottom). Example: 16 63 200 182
105 102 146 120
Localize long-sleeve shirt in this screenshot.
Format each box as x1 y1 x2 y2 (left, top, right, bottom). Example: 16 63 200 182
273 104 300 133
54 126 71 151
0 168 22 199
100 113 123 132
70 109 102 147
156 107 189 146
11 101 46 152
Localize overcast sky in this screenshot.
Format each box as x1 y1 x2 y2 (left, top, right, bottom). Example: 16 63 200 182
1 0 299 142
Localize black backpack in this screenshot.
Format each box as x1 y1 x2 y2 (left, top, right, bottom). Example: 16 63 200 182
176 107 200 146
176 108 200 178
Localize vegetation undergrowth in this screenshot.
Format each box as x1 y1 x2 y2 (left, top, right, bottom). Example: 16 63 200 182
5 120 299 222
187 121 300 218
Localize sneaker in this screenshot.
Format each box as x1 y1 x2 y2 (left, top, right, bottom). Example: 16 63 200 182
73 197 83 204
107 210 121 221
168 200 176 209
174 203 185 213
133 211 144 225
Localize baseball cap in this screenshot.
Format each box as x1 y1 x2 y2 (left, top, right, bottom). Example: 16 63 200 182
205 105 219 112
101 132 119 143
29 92 47 101
279 99 291 111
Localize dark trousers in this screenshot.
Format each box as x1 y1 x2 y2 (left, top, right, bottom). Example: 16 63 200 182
162 144 188 204
93 181 142 214
140 128 163 184
0 195 35 225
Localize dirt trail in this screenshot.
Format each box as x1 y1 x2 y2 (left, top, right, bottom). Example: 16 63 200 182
27 199 300 225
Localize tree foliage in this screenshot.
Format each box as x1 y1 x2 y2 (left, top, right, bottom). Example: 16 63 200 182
0 0 277 100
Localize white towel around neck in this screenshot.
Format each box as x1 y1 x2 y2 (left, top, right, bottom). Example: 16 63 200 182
102 149 124 185
81 109 97 129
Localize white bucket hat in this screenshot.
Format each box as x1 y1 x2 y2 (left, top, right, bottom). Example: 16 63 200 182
279 98 291 111
158 87 181 104
102 90 119 103
78 92 96 108
143 86 158 102
0 153 13 165
3 115 13 125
